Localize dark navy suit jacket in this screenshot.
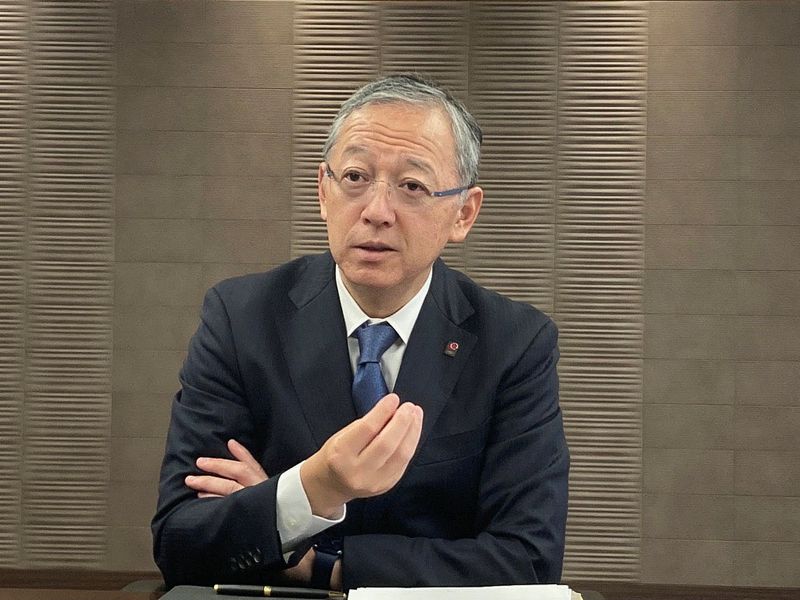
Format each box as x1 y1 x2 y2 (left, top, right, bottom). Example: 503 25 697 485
152 252 569 590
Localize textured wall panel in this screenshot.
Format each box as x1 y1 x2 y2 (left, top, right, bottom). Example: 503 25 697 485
556 2 646 581
19 0 114 567
0 0 27 566
467 1 557 310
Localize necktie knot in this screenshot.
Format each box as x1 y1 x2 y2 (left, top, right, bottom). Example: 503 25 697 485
354 321 398 365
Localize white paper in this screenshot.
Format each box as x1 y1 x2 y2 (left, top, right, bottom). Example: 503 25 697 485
348 584 572 600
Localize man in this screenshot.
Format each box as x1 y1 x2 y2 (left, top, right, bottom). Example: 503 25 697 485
152 74 569 591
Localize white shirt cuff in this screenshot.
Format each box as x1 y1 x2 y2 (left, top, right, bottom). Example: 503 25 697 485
276 461 346 554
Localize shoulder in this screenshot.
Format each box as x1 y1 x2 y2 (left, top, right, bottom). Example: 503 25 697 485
209 253 331 315
436 261 557 350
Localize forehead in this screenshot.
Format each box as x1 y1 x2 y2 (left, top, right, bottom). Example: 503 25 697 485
333 102 458 175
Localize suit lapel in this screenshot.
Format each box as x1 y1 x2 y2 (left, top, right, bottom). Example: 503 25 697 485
394 260 476 448
280 253 356 448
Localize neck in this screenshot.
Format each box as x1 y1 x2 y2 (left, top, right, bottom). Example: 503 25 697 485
346 283 411 318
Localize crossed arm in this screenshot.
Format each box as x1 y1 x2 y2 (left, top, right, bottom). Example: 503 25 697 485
185 394 423 589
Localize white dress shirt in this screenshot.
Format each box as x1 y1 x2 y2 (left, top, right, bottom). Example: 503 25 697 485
275 265 433 553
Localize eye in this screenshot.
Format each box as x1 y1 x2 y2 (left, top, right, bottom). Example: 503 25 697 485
400 180 430 196
342 170 368 184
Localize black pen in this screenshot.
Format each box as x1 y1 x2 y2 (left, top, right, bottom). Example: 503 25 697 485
214 584 346 598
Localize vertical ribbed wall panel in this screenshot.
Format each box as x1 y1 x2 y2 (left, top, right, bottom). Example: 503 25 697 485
292 1 381 257
22 0 114 566
467 1 557 309
556 2 646 581
0 0 27 566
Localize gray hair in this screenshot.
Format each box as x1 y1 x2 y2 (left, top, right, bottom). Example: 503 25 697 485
322 73 483 188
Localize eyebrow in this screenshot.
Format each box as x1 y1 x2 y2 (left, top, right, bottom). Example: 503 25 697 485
338 145 438 178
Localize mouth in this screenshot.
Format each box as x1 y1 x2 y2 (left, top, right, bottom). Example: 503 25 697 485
352 241 396 259
354 241 395 253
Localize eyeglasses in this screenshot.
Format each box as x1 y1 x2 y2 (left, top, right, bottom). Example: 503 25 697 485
324 164 471 208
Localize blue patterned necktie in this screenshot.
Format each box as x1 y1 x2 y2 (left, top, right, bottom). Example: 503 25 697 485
352 321 399 416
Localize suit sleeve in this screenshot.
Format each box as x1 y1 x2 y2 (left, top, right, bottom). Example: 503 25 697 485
151 287 290 587
341 318 569 588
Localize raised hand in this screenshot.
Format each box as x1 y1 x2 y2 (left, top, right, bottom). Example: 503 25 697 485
301 394 424 518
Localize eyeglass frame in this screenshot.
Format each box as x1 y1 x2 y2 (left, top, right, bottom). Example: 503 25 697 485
324 164 472 202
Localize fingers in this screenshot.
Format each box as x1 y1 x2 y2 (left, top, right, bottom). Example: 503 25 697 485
185 474 243 497
337 393 400 452
304 398 424 512
187 439 268 498
227 439 268 480
359 401 422 468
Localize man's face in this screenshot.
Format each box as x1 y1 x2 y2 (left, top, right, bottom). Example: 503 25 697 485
318 102 482 314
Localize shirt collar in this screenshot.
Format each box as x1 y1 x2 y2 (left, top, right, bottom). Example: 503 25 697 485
335 265 432 344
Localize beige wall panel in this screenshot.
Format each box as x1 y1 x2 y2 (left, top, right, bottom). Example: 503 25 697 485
641 539 735 585
644 314 738 360
109 481 160 529
737 91 800 136
205 1 294 45
202 176 291 221
734 406 800 451
734 316 800 361
644 449 734 495
645 181 739 225
117 131 207 175
736 272 800 316
115 219 205 263
116 0 206 43
733 542 800 587
739 137 800 181
648 45 739 91
648 92 740 136
111 0 294 570
644 404 734 449
113 306 200 351
647 137 740 180
644 270 737 315
111 392 172 439
735 496 800 542
735 451 800 496
111 437 165 484
645 225 738 270
107 526 156 572
737 182 800 225
112 349 186 395
116 175 204 219
200 263 284 292
649 1 741 45
734 361 800 406
643 494 735 540
737 46 800 90
114 262 205 308
201 220 290 264
643 359 735 405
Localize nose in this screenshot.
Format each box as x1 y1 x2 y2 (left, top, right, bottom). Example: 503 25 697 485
360 180 396 226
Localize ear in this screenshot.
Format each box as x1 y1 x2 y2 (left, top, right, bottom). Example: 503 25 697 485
317 162 329 221
448 186 483 243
